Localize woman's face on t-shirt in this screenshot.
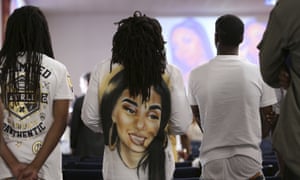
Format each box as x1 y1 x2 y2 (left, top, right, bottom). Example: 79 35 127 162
112 87 162 153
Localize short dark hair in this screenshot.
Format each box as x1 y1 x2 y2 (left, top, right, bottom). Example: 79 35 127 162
83 72 91 83
215 14 244 46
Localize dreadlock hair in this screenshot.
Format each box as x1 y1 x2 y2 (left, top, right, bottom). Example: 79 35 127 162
111 11 167 103
0 5 54 107
215 14 244 47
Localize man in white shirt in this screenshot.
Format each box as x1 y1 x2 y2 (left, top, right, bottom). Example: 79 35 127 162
188 14 278 180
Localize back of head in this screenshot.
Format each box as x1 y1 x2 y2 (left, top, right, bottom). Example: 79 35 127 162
215 14 244 47
1 5 54 58
111 11 167 102
0 5 54 105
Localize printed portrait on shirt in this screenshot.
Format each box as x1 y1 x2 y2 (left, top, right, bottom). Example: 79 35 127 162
99 67 171 169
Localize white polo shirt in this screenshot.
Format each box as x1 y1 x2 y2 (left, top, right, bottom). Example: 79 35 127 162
188 55 277 166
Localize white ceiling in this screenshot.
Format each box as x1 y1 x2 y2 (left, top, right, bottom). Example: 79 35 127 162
25 0 274 16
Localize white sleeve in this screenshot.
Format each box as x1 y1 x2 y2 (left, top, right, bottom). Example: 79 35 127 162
81 63 103 133
167 65 193 135
187 70 197 106
260 79 278 107
54 64 74 100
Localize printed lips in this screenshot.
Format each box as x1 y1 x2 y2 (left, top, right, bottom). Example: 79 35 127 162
129 133 146 146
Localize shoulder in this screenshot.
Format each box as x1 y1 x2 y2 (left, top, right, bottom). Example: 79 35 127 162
244 61 259 69
91 59 112 80
95 59 111 70
241 61 269 86
166 63 180 74
41 54 68 72
165 64 185 84
189 60 212 79
190 63 208 74
239 57 260 71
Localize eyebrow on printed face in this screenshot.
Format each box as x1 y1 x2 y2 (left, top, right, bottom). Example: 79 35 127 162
121 98 162 110
122 98 137 106
148 105 161 111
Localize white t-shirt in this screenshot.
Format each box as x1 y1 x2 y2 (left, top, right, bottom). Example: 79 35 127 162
82 59 192 179
103 139 175 180
188 55 278 166
0 54 74 180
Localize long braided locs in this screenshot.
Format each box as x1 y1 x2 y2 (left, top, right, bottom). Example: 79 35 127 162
0 6 54 107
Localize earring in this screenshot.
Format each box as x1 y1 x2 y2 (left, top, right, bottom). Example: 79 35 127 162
163 133 168 148
109 122 117 150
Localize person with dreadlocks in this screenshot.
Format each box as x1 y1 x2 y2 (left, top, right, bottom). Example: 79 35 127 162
0 6 74 180
81 11 192 180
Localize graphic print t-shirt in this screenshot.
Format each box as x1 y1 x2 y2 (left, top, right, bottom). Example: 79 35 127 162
0 54 74 180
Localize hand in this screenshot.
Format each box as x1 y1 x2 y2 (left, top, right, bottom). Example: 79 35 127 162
177 148 190 161
11 162 28 178
265 111 278 126
278 68 290 89
17 165 39 180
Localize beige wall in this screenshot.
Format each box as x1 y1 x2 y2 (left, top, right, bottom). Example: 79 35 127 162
47 13 125 96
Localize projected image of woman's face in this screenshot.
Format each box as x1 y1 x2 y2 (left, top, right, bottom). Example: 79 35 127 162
167 18 214 83
171 26 208 68
241 21 266 65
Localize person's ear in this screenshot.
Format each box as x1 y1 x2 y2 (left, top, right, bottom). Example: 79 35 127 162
239 35 244 44
215 33 219 47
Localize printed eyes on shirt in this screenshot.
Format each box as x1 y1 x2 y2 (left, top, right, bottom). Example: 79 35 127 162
121 98 161 121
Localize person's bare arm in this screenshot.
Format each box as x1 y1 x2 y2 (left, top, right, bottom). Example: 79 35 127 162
0 135 28 177
278 67 290 90
179 134 190 160
17 99 70 180
190 105 203 132
260 105 278 138
0 99 29 178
